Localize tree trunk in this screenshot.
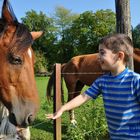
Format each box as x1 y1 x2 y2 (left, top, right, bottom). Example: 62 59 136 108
115 0 133 70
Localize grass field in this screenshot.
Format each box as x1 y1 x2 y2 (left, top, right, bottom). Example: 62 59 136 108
30 77 108 140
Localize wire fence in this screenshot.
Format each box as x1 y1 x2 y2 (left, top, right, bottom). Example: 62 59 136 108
0 65 105 139
36 72 105 76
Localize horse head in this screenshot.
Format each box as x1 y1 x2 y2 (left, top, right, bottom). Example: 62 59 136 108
0 0 42 127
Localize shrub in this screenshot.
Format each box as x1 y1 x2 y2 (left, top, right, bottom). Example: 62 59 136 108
65 97 108 140
34 51 47 74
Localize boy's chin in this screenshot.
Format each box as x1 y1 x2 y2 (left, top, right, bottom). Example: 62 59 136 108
101 66 109 71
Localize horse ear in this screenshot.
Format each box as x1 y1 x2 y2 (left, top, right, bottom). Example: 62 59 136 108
2 0 18 23
30 31 43 40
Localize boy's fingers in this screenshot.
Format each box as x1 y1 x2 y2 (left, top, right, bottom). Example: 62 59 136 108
52 116 58 119
45 114 54 119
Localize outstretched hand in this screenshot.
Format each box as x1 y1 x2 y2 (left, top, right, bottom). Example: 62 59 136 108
46 109 63 120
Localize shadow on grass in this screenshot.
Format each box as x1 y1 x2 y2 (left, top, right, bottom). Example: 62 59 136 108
31 119 68 135
31 119 53 133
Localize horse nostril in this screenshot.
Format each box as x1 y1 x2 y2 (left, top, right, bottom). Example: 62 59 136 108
26 114 34 125
9 113 17 126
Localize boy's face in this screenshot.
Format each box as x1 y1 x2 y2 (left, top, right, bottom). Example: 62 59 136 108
98 45 119 71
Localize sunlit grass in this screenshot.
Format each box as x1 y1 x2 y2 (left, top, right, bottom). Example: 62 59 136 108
30 77 108 140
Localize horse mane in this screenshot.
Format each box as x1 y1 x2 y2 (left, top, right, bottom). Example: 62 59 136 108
10 23 33 53
0 19 5 34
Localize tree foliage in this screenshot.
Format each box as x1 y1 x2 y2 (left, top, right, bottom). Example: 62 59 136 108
53 6 79 32
21 10 57 53
21 10 57 71
132 24 140 48
21 8 116 71
62 10 116 58
47 6 79 66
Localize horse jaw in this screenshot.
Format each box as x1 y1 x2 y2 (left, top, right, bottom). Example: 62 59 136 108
30 31 43 40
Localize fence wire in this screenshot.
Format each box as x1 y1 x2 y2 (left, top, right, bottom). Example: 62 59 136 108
0 68 105 139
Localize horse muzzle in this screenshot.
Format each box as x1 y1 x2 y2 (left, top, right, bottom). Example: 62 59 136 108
9 112 35 128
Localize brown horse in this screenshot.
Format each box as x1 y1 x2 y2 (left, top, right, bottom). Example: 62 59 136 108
0 0 42 132
47 48 140 124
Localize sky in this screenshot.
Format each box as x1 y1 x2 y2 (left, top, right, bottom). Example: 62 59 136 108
0 0 140 28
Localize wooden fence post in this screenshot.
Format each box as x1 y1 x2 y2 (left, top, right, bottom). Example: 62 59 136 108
53 63 61 140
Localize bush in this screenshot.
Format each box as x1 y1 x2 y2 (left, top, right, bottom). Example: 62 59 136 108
34 51 47 74
65 97 108 140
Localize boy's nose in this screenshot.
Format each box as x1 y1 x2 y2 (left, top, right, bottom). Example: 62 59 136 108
97 55 101 62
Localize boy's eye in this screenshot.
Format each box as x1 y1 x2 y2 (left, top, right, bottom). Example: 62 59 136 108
99 51 105 55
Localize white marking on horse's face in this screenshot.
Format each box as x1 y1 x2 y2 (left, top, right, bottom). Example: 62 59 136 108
27 48 32 59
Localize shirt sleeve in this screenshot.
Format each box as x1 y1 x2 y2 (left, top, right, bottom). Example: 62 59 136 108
133 76 140 102
85 78 102 99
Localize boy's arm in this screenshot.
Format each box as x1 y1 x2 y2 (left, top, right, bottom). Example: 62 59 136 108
46 92 91 119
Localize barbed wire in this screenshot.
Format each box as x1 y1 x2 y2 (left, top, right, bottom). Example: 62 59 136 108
61 72 104 75
37 72 105 76
31 121 48 128
0 71 105 139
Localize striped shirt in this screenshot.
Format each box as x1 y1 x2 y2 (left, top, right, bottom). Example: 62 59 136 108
85 68 140 140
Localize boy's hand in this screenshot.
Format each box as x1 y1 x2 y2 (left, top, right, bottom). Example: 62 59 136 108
45 114 54 119
46 109 63 119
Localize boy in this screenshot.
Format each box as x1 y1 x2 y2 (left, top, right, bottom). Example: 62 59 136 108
47 34 140 139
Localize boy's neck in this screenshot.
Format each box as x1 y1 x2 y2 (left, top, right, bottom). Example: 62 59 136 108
111 65 126 76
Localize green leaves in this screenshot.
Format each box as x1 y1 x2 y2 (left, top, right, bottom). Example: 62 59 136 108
21 8 116 71
64 10 116 55
133 24 140 48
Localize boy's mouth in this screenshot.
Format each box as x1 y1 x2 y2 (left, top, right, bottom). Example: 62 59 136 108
99 60 104 65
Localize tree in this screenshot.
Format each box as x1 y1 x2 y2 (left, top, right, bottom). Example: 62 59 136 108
52 6 79 39
132 24 140 48
63 10 116 58
21 10 58 71
21 10 57 53
115 0 132 38
50 6 79 64
21 8 116 70
115 0 133 70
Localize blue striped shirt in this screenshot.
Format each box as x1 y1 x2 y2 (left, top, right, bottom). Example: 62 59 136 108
85 68 140 140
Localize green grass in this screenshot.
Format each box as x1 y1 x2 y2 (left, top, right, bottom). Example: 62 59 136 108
30 77 108 140
30 77 53 140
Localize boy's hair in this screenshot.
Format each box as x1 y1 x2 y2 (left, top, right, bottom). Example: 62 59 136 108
99 33 133 63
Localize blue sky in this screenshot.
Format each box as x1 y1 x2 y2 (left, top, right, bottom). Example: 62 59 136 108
1 0 140 28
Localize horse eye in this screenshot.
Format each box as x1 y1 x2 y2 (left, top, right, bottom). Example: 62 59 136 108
8 54 23 65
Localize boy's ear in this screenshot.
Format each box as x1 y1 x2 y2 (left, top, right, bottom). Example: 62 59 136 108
118 51 125 60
